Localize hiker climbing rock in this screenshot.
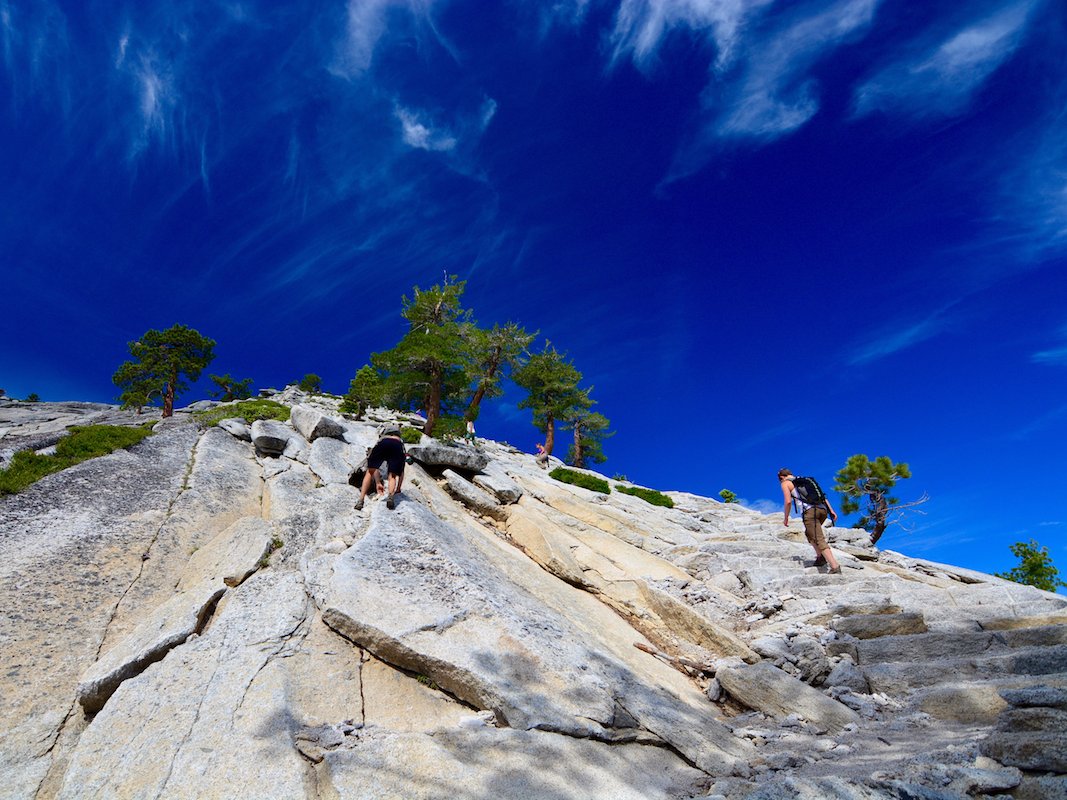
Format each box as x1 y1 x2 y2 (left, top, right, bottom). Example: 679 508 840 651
535 442 548 470
355 428 406 510
779 468 841 574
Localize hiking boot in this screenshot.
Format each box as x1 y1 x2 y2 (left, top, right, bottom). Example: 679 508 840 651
354 498 364 511
386 495 395 510
829 566 842 575
812 556 827 567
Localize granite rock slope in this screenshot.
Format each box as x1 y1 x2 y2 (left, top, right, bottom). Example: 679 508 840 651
0 397 1065 799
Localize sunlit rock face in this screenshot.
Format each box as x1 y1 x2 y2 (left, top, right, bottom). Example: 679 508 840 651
1 397 1065 799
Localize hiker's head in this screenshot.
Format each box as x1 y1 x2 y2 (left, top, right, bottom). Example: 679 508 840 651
778 468 793 482
384 427 401 438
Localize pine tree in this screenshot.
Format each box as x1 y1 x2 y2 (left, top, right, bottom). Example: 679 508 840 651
995 540 1067 592
298 373 322 393
208 374 253 402
373 276 472 436
564 406 613 468
833 454 920 545
465 322 536 418
513 342 585 457
112 325 216 418
340 365 385 419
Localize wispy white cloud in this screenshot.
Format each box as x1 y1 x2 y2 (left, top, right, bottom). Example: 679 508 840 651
394 95 497 155
712 0 880 141
609 0 770 71
996 116 1067 256
604 0 881 158
1007 401 1067 439
739 420 803 450
1032 323 1067 364
1 2 12 72
848 311 952 366
396 106 457 151
0 0 73 112
854 0 1040 119
331 0 445 78
333 0 395 77
647 0 881 181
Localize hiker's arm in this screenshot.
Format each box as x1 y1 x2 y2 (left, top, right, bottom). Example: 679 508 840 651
781 481 793 526
825 499 838 520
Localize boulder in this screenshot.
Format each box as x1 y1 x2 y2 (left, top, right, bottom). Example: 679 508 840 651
824 658 870 694
407 443 489 473
250 419 291 456
308 437 357 485
217 417 251 441
441 469 507 521
716 661 860 733
290 403 345 442
472 462 523 504
789 634 830 684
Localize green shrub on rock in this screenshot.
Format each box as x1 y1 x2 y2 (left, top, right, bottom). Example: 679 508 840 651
400 427 423 444
616 484 674 508
549 467 610 494
0 424 154 495
194 399 290 428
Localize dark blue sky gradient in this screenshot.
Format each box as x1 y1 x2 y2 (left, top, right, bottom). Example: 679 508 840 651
3 0 1066 583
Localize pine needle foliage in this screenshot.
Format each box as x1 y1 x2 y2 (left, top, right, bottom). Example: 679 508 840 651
833 454 913 545
995 540 1067 592
208 373 253 402
340 366 385 418
112 324 216 417
373 276 473 436
513 342 585 457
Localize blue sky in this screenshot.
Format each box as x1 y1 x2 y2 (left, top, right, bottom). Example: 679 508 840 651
2 0 1066 585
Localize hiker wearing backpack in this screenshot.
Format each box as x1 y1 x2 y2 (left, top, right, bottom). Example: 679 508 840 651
778 469 842 574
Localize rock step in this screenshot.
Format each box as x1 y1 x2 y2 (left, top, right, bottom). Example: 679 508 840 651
854 625 1067 665
916 676 1067 725
699 541 801 556
862 645 1067 695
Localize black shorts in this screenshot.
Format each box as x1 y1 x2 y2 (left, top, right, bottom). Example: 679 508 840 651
367 437 405 475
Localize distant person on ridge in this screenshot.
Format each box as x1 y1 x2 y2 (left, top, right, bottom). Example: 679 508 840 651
535 442 548 469
778 468 841 574
355 428 406 511
465 418 477 446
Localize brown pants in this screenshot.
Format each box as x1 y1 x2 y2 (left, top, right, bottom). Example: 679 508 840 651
802 507 829 552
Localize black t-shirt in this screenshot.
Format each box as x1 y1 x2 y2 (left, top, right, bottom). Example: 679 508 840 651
367 436 405 472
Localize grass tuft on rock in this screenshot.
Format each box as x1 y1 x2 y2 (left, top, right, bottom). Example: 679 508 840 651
615 484 674 508
194 399 290 428
400 427 423 444
0 424 155 495
549 466 610 494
